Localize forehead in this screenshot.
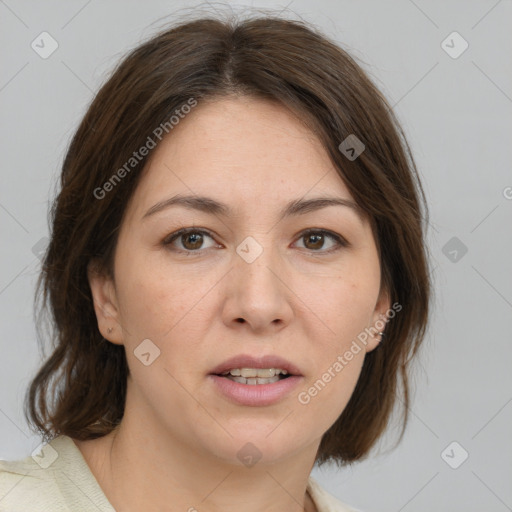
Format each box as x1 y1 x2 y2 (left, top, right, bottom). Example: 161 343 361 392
127 96 357 220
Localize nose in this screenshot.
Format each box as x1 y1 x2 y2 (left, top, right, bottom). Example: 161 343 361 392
221 239 294 334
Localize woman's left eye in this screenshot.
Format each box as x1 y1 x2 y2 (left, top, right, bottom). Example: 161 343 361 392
293 229 348 253
162 228 347 255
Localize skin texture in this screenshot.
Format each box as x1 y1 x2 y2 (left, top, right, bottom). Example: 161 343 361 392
77 96 390 512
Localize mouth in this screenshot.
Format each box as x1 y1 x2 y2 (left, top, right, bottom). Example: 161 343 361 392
216 367 291 385
209 354 302 383
208 354 303 405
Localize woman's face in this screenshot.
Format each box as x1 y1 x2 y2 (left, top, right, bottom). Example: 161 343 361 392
90 96 389 466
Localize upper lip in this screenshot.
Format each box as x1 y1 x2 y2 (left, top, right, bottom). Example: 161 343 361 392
210 354 303 376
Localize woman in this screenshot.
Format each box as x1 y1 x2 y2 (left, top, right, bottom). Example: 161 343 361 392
0 13 430 512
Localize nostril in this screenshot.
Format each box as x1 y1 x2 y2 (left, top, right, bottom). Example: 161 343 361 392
236 318 245 323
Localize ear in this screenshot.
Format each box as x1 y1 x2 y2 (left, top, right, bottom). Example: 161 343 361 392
87 259 124 345
365 286 392 353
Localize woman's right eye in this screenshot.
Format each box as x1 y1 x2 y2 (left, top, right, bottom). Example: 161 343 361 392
163 228 219 254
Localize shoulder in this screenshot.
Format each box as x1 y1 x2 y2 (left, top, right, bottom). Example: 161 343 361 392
307 475 364 512
0 436 114 512
0 446 64 512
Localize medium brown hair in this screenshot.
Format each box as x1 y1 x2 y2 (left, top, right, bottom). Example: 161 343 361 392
25 13 430 467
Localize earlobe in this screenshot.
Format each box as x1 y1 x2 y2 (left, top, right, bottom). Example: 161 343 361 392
87 260 123 345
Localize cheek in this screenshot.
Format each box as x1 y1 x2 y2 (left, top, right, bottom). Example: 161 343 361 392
315 275 379 343
297 274 377 413
113 257 220 370
114 248 187 329
296 345 365 441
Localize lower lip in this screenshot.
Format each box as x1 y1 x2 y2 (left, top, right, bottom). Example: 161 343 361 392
209 375 303 406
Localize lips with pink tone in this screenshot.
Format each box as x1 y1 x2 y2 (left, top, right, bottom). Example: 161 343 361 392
209 354 304 406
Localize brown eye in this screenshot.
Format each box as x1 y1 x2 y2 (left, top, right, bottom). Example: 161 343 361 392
303 232 325 250
163 229 217 253
181 232 204 250
295 229 347 253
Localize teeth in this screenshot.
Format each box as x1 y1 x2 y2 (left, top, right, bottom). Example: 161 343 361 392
221 368 289 378
229 375 281 385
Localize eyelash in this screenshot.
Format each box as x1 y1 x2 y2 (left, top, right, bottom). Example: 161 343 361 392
162 227 348 256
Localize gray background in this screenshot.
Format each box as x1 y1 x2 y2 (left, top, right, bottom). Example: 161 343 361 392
1 1 511 511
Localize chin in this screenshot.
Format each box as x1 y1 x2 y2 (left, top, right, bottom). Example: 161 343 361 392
199 427 310 469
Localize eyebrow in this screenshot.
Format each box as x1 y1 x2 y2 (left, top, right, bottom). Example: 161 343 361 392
142 194 365 223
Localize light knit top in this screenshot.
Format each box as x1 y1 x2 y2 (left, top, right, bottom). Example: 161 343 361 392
0 435 361 512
